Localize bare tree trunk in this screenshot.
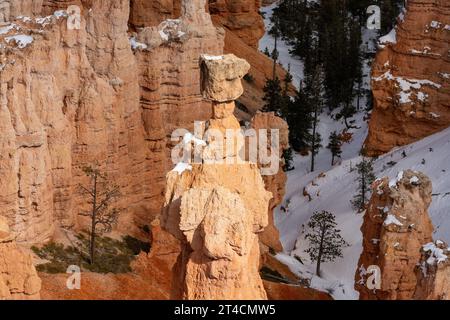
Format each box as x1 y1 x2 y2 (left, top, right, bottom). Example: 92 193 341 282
316 224 326 276
356 81 361 111
272 34 278 81
311 105 318 172
361 173 366 211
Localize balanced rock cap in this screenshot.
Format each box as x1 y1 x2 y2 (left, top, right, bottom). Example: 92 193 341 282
200 53 251 103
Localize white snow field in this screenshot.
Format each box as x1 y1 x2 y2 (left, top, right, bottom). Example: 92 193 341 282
258 2 449 300
259 2 304 89
275 127 450 300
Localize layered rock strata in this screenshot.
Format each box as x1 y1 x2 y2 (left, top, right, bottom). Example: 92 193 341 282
208 0 265 49
365 0 450 156
129 0 225 230
0 0 152 242
128 0 291 119
251 112 289 253
0 0 225 242
162 54 271 300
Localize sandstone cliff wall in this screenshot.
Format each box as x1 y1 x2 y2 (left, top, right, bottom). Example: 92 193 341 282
0 217 41 299
0 0 226 243
1 0 287 245
0 0 153 242
365 0 450 156
128 0 290 119
251 112 288 253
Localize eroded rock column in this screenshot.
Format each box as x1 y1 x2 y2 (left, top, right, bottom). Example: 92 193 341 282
355 170 434 299
162 54 271 300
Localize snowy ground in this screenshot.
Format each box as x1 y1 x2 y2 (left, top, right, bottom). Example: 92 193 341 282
259 2 449 300
275 126 450 300
259 2 304 89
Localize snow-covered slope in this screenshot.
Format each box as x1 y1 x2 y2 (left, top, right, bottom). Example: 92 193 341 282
259 2 304 89
275 126 450 300
259 2 449 300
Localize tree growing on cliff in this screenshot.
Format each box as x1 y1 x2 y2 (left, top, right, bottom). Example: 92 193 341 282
79 165 121 265
305 210 348 277
352 158 376 212
327 131 342 166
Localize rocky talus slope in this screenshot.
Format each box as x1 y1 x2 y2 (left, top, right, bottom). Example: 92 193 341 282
365 0 450 156
161 54 271 300
0 217 41 299
355 170 449 300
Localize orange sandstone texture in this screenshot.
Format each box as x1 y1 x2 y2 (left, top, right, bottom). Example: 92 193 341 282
0 0 225 242
1 0 301 300
355 170 434 300
251 112 289 253
129 0 264 49
263 281 333 300
413 240 450 300
40 223 180 300
128 0 291 119
161 54 271 300
364 0 450 156
1 0 152 242
0 217 41 300
208 0 265 49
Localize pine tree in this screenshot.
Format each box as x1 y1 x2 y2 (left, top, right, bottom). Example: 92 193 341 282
283 64 293 95
307 65 324 172
310 132 322 172
270 22 281 81
338 102 358 129
262 77 283 115
263 64 293 117
262 20 285 116
280 65 294 117
380 0 404 35
352 158 376 211
327 131 342 166
305 210 348 276
286 90 313 152
272 0 369 117
79 165 121 265
283 148 295 172
264 47 271 57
